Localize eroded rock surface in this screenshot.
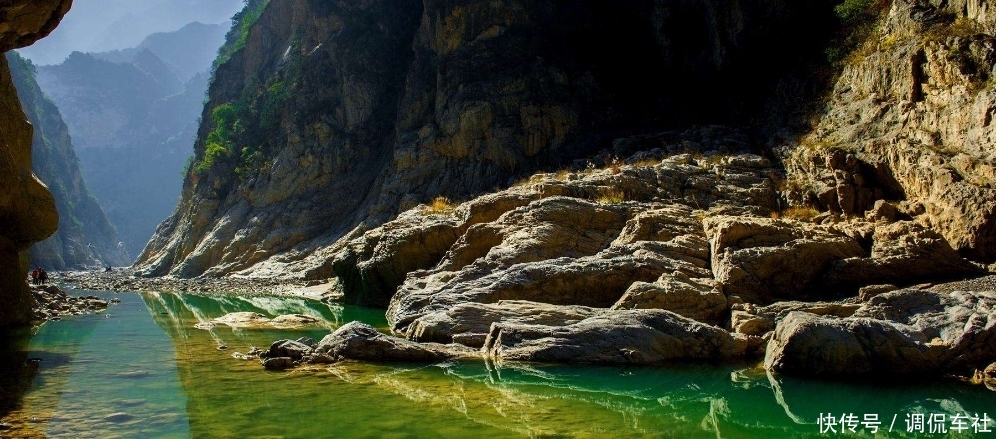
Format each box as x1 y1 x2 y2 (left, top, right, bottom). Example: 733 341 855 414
0 0 72 327
308 322 474 363
483 309 762 364
765 289 995 378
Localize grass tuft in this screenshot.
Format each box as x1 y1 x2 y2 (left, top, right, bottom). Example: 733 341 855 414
424 196 457 215
595 188 626 204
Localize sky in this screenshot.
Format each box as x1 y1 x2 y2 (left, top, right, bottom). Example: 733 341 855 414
18 0 244 65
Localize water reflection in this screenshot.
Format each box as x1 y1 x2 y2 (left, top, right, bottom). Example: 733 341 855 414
4 291 993 438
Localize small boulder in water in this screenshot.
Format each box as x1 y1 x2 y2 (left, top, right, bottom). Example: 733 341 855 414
265 339 312 360
262 357 296 370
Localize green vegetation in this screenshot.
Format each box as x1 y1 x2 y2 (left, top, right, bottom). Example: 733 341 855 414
834 0 877 25
826 0 889 66
596 187 626 204
213 0 272 73
193 103 238 175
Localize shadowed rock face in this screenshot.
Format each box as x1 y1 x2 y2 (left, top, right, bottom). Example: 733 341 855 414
135 0 840 279
0 0 72 327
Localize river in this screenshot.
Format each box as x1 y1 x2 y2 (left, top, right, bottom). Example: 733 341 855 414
0 290 993 438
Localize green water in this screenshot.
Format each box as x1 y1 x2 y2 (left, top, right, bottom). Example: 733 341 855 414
1 291 994 438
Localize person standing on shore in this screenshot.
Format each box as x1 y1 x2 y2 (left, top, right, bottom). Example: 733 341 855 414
30 268 39 285
38 268 48 285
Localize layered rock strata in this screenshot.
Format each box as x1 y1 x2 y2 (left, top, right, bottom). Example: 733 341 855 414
0 0 71 327
266 145 992 378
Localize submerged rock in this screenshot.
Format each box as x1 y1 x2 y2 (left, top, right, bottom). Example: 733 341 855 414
262 357 296 371
202 312 323 329
265 339 313 361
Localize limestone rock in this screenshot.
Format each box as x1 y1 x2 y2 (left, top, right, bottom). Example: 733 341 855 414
0 1 71 326
388 241 710 335
264 339 313 361
405 300 605 347
704 215 866 303
0 1 73 52
858 284 898 301
311 321 473 363
483 309 761 364
765 289 995 378
730 301 861 336
612 272 727 324
823 221 983 289
783 1 996 261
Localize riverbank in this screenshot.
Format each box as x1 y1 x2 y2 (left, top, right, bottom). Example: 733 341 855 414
29 284 115 322
51 270 341 302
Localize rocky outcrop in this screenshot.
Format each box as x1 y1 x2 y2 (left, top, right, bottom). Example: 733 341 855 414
136 0 840 279
307 321 474 364
782 0 996 261
404 300 604 348
483 309 762 364
6 52 129 269
0 1 72 53
0 0 71 327
29 284 113 322
705 215 867 303
765 289 995 378
253 143 984 373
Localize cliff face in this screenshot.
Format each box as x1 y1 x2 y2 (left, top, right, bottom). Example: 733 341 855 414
0 0 72 327
137 0 841 278
782 0 995 261
6 52 129 269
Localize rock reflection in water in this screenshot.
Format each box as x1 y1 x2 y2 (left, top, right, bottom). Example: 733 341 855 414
9 291 990 438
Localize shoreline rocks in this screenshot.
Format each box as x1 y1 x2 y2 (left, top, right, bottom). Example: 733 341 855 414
29 284 114 322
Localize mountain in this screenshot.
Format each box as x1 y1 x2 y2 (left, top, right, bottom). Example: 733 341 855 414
136 0 994 289
34 27 222 258
93 22 229 82
6 52 130 269
15 0 244 66
0 0 71 327
136 0 839 278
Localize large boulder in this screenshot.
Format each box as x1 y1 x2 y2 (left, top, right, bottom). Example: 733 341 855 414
404 300 605 347
483 309 762 364
765 289 995 378
388 240 709 334
822 221 984 288
730 300 861 336
704 216 866 303
310 321 474 363
612 272 728 324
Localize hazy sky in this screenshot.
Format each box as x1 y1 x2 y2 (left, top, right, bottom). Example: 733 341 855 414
18 0 244 65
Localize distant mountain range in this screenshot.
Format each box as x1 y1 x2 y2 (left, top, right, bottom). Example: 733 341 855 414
7 52 130 269
32 21 228 258
16 0 243 66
